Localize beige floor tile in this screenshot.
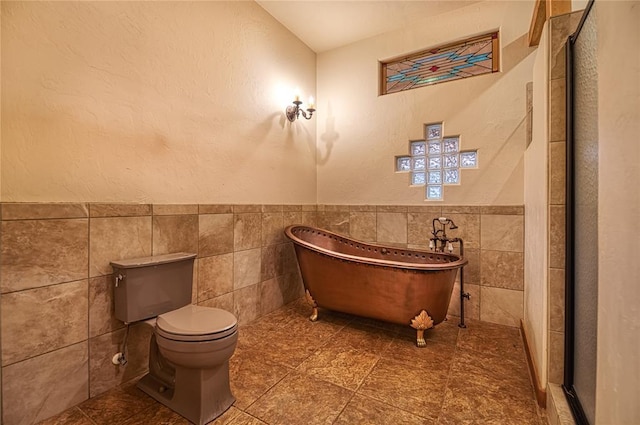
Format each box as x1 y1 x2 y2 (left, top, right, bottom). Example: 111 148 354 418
39 300 542 425
210 408 267 425
334 394 433 425
456 319 525 364
78 384 155 423
451 347 532 392
246 371 353 425
35 408 94 425
250 304 301 330
382 338 456 374
120 404 189 424
358 357 448 420
288 311 349 340
324 322 395 355
229 346 292 409
438 377 540 425
237 322 331 368
208 406 242 424
296 345 380 391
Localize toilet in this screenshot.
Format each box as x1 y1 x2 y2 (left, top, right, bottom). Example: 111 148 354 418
111 252 237 425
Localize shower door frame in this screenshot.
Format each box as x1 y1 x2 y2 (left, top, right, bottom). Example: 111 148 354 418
563 1 595 424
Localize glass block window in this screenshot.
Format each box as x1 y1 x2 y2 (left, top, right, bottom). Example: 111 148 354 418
412 156 426 171
428 141 441 155
396 156 411 172
426 124 443 140
411 172 426 186
394 121 478 201
443 137 459 153
410 141 426 156
460 151 478 168
427 185 443 200
444 153 458 169
428 156 442 170
381 32 499 95
444 169 459 184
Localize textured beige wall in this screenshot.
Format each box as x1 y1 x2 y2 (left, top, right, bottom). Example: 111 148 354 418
316 1 536 205
524 21 549 390
595 2 640 423
1 1 317 204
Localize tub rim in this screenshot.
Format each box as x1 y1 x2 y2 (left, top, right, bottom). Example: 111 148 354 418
285 225 467 271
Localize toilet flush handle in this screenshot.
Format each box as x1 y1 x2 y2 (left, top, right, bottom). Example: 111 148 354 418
115 273 124 287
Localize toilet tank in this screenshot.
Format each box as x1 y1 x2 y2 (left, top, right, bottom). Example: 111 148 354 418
111 252 197 323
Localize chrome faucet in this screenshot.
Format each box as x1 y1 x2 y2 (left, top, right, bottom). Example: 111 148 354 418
430 217 459 253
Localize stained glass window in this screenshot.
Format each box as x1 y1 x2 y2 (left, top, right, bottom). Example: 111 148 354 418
381 32 499 95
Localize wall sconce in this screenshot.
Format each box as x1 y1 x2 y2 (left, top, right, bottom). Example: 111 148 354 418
286 95 315 122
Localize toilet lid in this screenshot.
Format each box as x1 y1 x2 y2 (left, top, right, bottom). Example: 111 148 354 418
156 305 237 342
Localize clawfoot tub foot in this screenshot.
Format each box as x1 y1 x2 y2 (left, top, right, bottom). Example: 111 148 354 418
410 310 434 348
305 290 319 322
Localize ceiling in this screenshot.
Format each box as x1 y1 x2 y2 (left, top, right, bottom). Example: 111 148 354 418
256 0 482 53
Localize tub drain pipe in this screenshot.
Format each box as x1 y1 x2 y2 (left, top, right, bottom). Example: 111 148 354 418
457 238 470 328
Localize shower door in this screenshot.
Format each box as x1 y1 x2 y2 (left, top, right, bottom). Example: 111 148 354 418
564 1 597 424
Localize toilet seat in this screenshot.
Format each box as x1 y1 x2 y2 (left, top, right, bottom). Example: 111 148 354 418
156 305 238 342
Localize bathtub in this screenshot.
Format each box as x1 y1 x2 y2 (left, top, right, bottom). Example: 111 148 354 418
285 225 467 346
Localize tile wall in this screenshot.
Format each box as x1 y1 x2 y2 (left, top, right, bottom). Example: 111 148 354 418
547 11 582 386
0 203 310 424
0 202 524 424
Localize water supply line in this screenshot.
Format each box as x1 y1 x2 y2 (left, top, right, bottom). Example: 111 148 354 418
455 238 470 328
111 324 130 366
430 217 470 328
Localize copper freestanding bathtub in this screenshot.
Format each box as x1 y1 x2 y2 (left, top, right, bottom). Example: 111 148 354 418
285 225 467 346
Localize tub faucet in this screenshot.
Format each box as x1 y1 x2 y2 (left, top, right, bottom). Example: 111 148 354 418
429 217 470 328
430 217 458 252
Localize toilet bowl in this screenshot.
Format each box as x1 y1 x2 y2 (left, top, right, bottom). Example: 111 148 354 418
138 305 238 425
155 304 238 368
110 253 238 425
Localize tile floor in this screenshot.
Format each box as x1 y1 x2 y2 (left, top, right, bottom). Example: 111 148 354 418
39 299 547 425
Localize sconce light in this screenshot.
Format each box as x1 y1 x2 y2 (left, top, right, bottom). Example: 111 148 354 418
286 95 315 122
